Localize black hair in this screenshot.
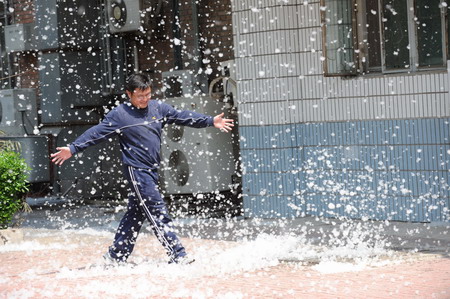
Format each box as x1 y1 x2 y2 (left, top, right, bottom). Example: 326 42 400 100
125 73 153 93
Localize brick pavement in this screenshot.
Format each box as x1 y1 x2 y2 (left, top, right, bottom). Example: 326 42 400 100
1 229 449 299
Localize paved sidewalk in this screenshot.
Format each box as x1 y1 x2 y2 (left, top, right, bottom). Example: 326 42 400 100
1 200 449 298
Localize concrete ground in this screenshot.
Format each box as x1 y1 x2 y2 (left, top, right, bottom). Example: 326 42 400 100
1 198 449 298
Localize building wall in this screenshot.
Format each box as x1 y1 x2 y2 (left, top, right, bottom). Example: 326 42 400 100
232 0 450 222
138 0 234 93
197 0 235 79
11 0 34 23
10 0 38 90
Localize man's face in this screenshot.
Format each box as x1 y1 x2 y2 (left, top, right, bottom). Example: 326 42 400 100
126 87 152 109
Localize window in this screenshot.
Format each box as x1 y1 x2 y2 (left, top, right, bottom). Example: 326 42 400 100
415 0 444 67
365 0 382 70
321 0 448 75
321 0 358 75
382 0 411 70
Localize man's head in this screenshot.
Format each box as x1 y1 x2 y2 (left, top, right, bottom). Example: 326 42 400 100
125 73 153 109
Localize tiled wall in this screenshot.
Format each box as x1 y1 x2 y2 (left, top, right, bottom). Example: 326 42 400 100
240 119 450 221
232 0 450 222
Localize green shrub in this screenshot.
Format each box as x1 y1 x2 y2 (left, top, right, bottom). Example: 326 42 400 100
0 150 30 229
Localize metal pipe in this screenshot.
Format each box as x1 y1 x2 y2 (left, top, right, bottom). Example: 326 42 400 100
191 0 201 73
133 41 139 73
172 0 182 69
99 0 113 95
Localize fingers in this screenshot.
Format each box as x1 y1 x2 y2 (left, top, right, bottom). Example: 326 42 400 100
214 112 236 132
50 151 60 164
50 148 67 165
51 155 65 166
218 117 235 132
220 121 234 132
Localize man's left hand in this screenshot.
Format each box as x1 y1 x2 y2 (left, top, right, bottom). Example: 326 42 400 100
213 113 234 133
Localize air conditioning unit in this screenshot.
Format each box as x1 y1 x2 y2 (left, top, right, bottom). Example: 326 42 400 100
35 0 101 50
107 0 142 33
0 136 50 183
162 70 208 98
4 23 36 52
39 52 102 124
0 89 38 136
160 96 235 194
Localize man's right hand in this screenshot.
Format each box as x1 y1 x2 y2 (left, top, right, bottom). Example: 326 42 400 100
51 147 73 166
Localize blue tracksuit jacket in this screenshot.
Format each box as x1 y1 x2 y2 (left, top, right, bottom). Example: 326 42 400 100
69 100 214 169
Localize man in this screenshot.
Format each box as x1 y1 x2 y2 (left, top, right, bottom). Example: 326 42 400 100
51 73 234 265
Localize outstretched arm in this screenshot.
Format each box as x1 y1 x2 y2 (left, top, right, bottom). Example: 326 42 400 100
213 113 234 132
50 109 120 166
161 102 234 132
50 147 73 166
